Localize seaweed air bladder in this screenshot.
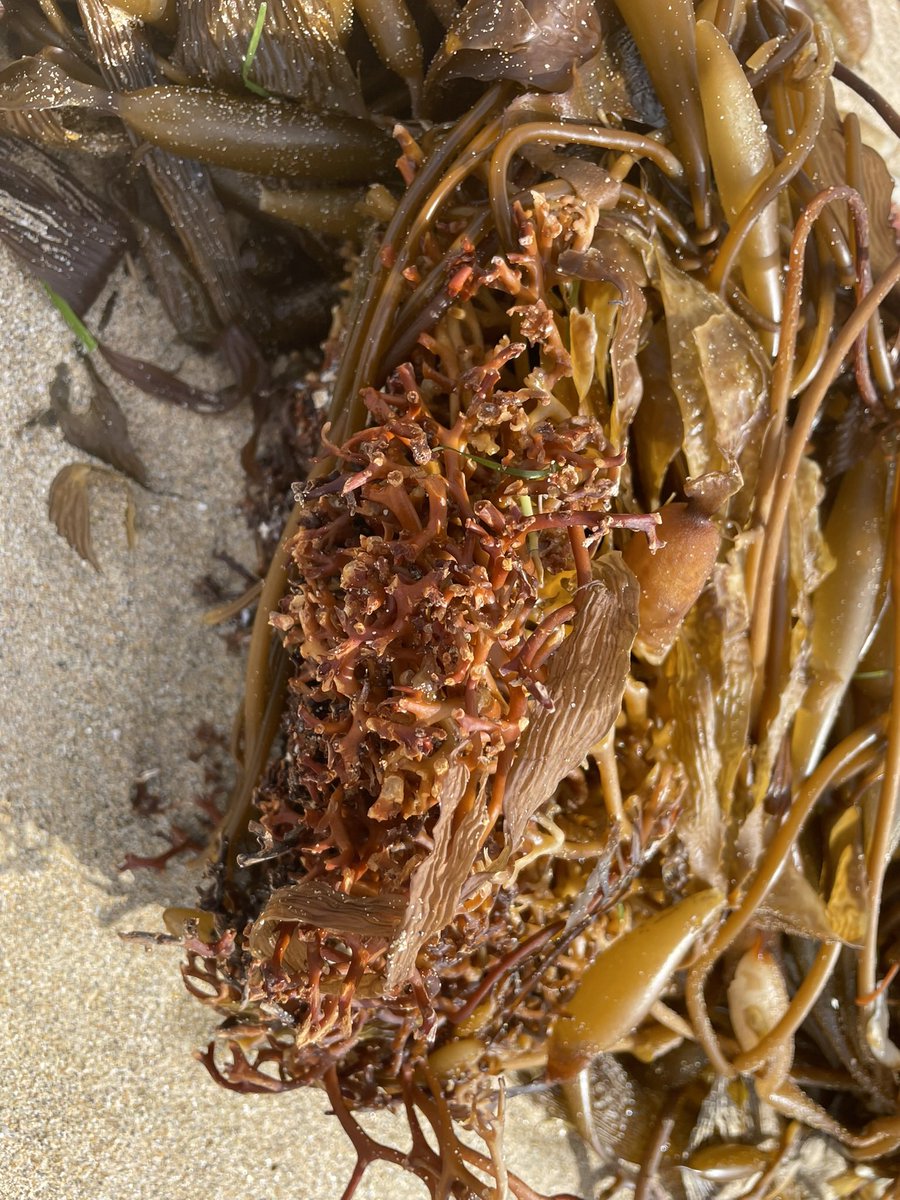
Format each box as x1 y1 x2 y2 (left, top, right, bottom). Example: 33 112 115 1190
3 0 900 1195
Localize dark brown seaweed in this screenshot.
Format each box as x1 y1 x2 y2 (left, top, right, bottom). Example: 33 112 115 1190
0 134 128 311
50 361 148 485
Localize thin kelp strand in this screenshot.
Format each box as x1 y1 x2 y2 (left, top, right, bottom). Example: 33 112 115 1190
747 0 784 50
725 280 781 333
788 236 836 394
833 58 900 140
857 962 900 1007
212 506 302 858
605 145 639 184
685 718 885 1075
515 603 577 671
213 642 290 867
749 253 900 715
328 84 507 437
747 184 871 626
449 922 563 1027
95 340 250 414
341 113 508 435
771 184 868 425
201 579 263 627
618 183 699 253
567 526 591 591
557 1072 598 1155
593 729 627 829
754 523 790 744
844 112 896 397
633 1105 679 1200
610 0 711 229
859 470 900 1005
386 210 492 368
488 122 685 249
745 4 814 91
731 941 842 1076
505 904 618 1017
707 24 833 297
37 0 82 47
765 1080 900 1156
791 165 857 286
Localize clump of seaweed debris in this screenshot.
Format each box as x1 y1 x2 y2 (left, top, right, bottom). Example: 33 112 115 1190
4 0 900 1196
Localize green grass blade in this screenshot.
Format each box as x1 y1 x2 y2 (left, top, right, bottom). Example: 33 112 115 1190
242 3 270 98
42 284 98 354
433 446 554 480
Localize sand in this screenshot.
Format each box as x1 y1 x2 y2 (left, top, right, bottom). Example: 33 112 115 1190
1 11 899 1199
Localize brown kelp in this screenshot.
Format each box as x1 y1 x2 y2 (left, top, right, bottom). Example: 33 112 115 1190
4 0 900 1196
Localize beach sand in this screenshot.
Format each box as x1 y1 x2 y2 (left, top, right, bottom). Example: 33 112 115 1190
1 11 899 1199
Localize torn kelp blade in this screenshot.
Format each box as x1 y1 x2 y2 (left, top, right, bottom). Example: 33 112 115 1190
48 462 136 572
502 555 640 855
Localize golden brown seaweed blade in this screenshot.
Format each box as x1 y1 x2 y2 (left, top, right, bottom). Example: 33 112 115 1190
502 554 639 855
548 888 724 1079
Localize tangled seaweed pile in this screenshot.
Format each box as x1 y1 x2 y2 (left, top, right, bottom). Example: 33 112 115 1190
4 0 900 1196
